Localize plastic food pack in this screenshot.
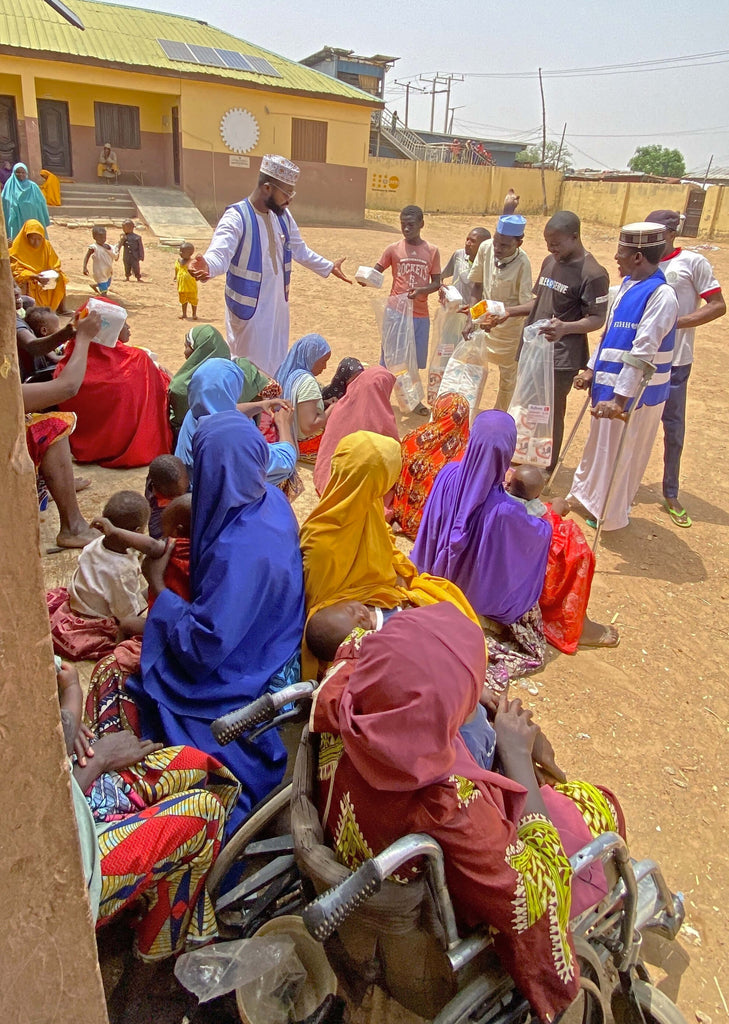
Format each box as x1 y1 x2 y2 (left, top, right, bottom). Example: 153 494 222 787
373 293 424 413
436 328 489 419
507 319 554 467
442 284 466 310
355 265 384 288
470 299 506 322
428 306 468 405
81 296 127 346
174 936 306 1017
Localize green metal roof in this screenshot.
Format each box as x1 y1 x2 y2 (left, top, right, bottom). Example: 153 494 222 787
0 0 382 105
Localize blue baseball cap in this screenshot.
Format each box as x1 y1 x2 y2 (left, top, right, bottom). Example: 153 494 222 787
497 214 527 237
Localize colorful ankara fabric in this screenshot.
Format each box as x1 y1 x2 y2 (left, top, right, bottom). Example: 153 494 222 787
313 366 399 495
391 392 470 540
129 412 305 832
25 411 75 468
413 410 551 624
94 744 239 960
312 605 620 1023
299 430 479 677
539 506 595 655
85 637 143 738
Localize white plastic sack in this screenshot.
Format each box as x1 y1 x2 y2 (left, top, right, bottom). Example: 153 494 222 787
174 935 305 1013
372 293 424 413
436 328 489 419
428 306 468 405
507 319 554 467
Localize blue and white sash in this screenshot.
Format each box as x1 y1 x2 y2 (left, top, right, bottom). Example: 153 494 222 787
224 199 292 321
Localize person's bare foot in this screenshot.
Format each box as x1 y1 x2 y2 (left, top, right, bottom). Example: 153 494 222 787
74 476 91 492
192 314 198 320
179 314 187 319
56 524 100 548
577 617 620 649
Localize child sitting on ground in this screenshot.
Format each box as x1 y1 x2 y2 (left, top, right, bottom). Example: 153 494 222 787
145 454 190 540
47 490 167 660
118 219 145 282
83 225 117 295
506 464 570 518
306 600 497 770
175 241 198 320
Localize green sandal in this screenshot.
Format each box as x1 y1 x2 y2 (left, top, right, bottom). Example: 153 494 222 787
665 503 692 528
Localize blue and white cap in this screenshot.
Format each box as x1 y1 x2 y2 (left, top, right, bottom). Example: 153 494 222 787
496 214 527 237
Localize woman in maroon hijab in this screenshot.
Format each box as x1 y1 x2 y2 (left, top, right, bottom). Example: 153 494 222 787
313 604 623 1024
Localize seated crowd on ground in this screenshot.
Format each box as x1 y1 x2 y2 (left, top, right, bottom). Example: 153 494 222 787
11 174 711 1023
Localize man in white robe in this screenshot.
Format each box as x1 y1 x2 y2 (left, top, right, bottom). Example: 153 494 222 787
190 155 350 376
567 222 678 532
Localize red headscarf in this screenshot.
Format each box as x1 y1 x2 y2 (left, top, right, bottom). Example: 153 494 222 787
313 367 399 495
391 392 470 540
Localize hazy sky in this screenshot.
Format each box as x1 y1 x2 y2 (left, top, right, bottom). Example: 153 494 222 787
116 0 729 172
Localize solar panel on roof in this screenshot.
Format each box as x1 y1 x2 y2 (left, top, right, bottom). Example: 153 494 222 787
188 44 226 67
216 49 255 71
244 55 281 77
158 39 198 62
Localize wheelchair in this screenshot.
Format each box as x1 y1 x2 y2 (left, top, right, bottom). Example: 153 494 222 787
210 683 688 1024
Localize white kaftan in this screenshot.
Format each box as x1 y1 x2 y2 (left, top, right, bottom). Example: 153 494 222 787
203 205 333 376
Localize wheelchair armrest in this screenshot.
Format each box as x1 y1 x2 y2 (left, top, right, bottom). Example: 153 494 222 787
211 680 317 745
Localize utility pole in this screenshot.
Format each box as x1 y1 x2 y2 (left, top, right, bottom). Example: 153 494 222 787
702 154 714 189
419 73 462 134
555 122 567 173
538 67 548 214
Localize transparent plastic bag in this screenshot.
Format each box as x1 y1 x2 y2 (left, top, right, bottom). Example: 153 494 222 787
507 319 554 467
436 328 489 419
174 936 305 1014
428 306 468 405
372 293 424 412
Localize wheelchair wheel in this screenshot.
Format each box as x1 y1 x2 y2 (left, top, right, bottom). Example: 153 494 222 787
560 978 607 1024
624 981 688 1024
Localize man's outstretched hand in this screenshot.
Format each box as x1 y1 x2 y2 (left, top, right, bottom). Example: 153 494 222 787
189 254 211 281
331 258 352 284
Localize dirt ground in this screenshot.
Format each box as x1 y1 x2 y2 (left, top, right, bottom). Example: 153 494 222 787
37 210 728 1023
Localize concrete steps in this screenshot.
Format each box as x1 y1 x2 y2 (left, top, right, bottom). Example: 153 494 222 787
56 182 138 226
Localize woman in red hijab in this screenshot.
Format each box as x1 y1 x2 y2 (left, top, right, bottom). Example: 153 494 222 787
313 366 399 495
313 603 624 1024
55 300 172 468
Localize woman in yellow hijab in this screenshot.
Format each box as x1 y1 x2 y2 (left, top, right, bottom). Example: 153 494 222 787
10 219 68 312
299 430 480 676
40 169 62 207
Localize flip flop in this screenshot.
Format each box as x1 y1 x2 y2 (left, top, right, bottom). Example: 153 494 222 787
585 517 597 529
577 625 620 649
665 502 692 528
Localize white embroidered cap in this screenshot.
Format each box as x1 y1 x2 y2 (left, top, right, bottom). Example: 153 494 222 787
260 154 300 186
619 221 666 247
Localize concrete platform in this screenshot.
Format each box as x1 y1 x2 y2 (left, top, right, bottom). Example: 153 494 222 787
128 186 213 241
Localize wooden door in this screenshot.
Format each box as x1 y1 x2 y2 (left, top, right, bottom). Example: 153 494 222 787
682 189 706 238
38 99 72 175
0 95 19 167
171 106 181 186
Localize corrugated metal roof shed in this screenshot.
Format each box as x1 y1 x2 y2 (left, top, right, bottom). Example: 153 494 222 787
0 0 381 105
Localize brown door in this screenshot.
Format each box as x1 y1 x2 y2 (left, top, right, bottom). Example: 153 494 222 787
682 189 706 238
38 99 72 175
0 95 19 167
171 106 181 186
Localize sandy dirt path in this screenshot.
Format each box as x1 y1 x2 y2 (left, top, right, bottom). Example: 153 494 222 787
36 211 728 1023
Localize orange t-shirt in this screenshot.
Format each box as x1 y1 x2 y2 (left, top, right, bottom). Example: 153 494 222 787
378 238 441 318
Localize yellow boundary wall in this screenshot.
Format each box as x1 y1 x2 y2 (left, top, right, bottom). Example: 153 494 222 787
366 158 729 239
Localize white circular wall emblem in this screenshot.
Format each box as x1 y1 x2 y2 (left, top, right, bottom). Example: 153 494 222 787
219 108 260 153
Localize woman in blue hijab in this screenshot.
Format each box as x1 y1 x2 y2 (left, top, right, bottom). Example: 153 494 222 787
130 411 305 832
175 357 297 487
1 163 50 241
274 333 332 460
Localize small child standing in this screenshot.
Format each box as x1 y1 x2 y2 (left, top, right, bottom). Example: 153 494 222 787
118 219 145 281
82 225 117 295
47 490 167 660
145 454 190 540
175 241 198 320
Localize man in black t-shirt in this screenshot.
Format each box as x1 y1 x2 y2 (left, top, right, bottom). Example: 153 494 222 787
503 211 610 471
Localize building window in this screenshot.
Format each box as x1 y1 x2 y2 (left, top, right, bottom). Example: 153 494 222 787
94 102 141 149
291 118 327 163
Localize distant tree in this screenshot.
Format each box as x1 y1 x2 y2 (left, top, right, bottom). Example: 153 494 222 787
628 145 686 178
515 141 573 172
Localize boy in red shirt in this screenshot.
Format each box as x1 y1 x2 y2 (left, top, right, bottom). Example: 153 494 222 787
375 205 441 383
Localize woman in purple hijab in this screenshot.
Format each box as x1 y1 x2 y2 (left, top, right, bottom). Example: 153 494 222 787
412 410 552 683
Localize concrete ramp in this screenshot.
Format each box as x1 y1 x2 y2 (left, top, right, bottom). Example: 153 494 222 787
128 186 213 241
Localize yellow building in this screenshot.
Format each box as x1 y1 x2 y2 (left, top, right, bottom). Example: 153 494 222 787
0 0 380 224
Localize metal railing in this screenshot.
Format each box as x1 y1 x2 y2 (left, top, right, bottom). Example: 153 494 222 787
371 109 495 165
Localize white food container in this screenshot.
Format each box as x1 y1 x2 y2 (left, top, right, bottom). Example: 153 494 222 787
38 269 59 290
355 265 384 288
442 285 465 310
85 296 128 347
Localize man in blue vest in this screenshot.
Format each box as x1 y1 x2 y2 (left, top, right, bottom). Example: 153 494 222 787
190 154 351 375
566 222 678 532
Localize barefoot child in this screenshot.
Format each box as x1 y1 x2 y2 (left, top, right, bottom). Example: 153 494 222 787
83 225 117 294
47 490 167 660
118 220 144 281
145 454 190 539
175 241 198 320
